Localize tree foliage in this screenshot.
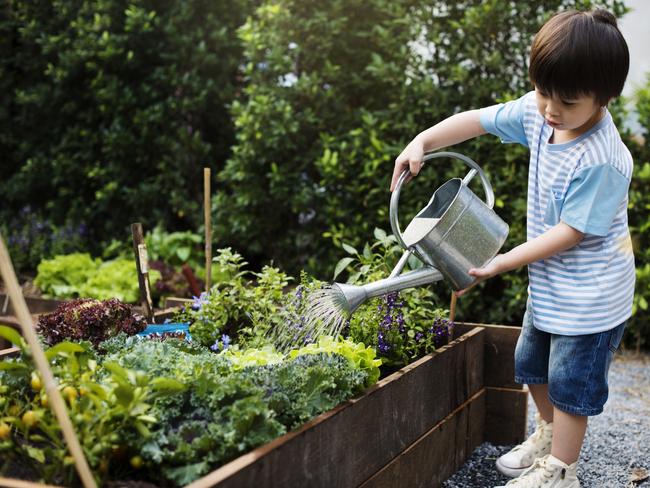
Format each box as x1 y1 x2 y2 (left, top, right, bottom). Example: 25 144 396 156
1 0 254 260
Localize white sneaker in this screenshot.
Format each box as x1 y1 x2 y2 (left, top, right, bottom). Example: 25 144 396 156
494 454 580 487
496 413 553 478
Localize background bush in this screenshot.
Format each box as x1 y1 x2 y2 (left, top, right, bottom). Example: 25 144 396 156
0 0 256 267
4 0 650 348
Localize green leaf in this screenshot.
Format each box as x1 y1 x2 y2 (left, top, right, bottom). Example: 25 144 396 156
103 361 130 381
150 377 187 393
136 414 157 423
114 383 134 406
341 243 357 255
0 325 23 348
333 257 355 280
0 361 28 370
26 446 45 463
373 228 387 241
134 420 151 437
45 342 85 360
163 461 210 486
176 247 191 262
362 243 372 260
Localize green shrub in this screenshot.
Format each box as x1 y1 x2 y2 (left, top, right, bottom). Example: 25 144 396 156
0 0 255 260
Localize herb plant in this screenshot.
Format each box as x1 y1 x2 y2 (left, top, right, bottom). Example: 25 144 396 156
335 228 453 368
175 248 292 348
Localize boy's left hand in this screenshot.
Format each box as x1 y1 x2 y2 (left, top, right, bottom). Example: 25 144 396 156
456 254 507 297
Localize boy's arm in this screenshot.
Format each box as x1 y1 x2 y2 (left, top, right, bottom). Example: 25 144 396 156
455 222 585 297
390 109 486 191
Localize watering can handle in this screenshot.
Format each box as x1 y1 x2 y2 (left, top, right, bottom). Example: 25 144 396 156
390 151 496 250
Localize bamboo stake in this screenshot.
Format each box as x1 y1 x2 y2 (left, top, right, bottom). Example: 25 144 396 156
131 223 154 323
204 167 212 292
449 292 458 323
0 234 98 488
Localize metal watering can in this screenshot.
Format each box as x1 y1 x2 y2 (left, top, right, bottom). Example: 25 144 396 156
331 151 509 314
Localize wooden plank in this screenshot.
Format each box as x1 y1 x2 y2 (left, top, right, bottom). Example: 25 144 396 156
455 322 522 389
131 223 154 323
485 386 529 445
162 297 193 309
186 326 485 488
359 389 486 488
153 307 181 322
0 346 20 359
204 167 212 292
0 294 63 316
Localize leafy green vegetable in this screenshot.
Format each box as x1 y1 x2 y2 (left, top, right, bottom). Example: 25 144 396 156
289 336 381 387
34 253 161 303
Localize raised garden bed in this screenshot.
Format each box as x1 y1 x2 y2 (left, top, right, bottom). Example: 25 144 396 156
0 322 526 487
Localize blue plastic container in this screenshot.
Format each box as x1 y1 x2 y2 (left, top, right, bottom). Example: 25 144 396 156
137 322 192 342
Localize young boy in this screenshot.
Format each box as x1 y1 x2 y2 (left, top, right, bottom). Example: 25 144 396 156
391 9 633 488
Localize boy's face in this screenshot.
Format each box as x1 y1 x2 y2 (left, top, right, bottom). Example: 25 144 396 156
534 87 604 136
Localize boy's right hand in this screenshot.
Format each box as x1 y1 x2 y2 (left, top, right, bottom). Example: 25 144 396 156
391 137 425 191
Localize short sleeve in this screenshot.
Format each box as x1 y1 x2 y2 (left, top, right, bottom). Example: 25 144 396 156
479 93 530 147
560 164 630 236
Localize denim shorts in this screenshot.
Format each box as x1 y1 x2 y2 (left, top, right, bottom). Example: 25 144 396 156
514 300 626 416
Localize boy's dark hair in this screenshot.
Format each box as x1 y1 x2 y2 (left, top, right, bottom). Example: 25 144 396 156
528 9 629 105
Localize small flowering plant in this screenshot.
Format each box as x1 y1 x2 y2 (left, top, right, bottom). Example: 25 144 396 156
174 248 293 349
349 292 453 368
336 228 453 369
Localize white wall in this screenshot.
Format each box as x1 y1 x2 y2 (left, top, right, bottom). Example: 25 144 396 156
618 0 649 134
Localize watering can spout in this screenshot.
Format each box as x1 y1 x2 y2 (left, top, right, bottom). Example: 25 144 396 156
332 266 444 315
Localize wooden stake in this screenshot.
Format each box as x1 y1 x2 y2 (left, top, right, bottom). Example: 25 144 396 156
181 264 202 297
0 234 98 488
449 292 458 323
204 167 212 292
131 223 154 323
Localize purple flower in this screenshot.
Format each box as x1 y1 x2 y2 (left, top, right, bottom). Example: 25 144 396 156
192 292 210 311
210 339 220 352
221 334 231 349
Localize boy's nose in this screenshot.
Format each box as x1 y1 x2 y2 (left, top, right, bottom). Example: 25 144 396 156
545 108 560 118
545 102 560 116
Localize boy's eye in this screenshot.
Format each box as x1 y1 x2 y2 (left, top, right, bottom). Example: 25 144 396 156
562 100 576 106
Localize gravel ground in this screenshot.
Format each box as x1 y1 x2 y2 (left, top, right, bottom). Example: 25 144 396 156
443 352 650 488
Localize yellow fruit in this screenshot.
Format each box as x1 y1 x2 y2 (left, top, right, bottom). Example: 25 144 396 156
130 455 143 469
62 386 78 403
30 373 42 392
0 422 11 440
8 404 20 417
22 410 38 428
40 394 49 408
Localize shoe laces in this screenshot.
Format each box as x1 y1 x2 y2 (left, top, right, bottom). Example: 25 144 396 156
510 421 551 453
508 456 556 486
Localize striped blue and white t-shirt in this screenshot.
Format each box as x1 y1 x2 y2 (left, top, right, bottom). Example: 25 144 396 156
480 91 635 335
